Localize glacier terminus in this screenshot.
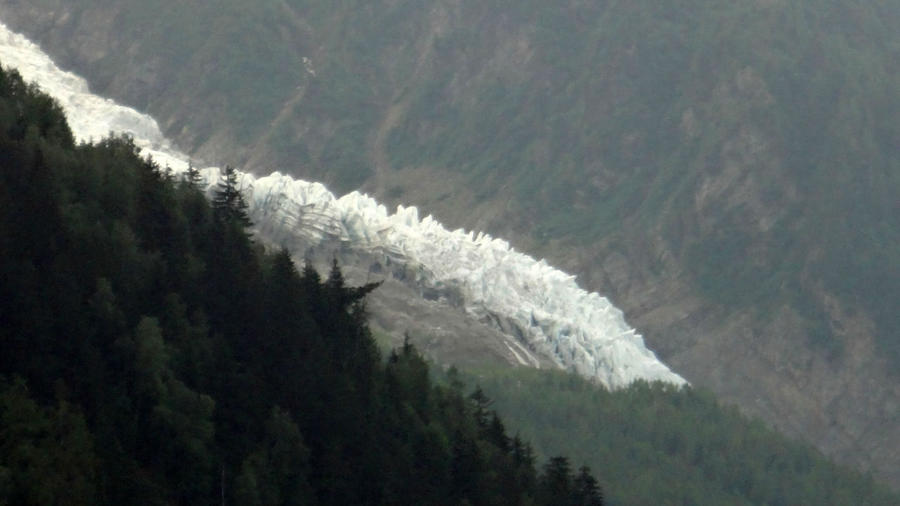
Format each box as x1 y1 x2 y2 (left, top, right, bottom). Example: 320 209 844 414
0 20 686 389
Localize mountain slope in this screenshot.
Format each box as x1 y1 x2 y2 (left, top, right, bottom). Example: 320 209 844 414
2 66 896 506
0 22 686 389
465 367 899 506
0 64 610 506
2 0 897 485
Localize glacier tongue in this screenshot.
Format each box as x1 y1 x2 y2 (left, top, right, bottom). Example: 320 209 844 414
0 21 686 389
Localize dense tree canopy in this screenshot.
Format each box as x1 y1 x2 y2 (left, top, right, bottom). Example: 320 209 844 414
1 62 895 506
5 0 900 485
0 65 601 505
466 368 899 506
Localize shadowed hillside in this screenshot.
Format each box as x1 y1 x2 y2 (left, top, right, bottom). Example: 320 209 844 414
1 0 897 485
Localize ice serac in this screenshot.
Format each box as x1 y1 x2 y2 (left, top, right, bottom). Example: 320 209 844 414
0 21 686 389
245 174 686 388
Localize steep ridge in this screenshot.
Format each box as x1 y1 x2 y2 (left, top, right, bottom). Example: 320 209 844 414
0 21 684 389
1 1 897 486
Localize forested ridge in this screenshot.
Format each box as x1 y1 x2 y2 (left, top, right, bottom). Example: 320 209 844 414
1 66 896 505
464 368 899 506
4 1 897 482
0 66 603 505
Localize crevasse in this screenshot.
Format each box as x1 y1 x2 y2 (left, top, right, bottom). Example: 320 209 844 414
0 21 686 389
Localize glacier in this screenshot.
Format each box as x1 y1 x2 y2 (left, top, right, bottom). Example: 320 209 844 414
0 21 686 389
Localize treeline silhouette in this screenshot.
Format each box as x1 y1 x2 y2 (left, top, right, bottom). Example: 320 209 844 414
0 65 602 505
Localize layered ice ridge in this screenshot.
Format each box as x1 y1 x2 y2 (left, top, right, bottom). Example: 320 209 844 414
0 21 686 389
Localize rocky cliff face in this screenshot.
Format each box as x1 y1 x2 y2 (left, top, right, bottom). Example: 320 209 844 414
2 0 897 486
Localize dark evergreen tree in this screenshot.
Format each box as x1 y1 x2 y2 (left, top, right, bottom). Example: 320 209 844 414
3 62 886 506
486 412 510 453
511 435 538 495
539 456 573 505
234 407 312 506
573 466 604 506
212 165 251 229
0 379 98 506
182 161 205 190
450 430 484 504
469 386 492 429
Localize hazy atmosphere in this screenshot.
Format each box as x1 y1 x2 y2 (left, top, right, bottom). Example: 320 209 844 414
0 1 897 504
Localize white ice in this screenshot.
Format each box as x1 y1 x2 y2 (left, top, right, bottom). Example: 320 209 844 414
0 21 686 389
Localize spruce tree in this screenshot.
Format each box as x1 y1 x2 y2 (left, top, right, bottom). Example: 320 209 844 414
468 387 492 429
540 456 573 505
212 165 252 229
182 162 205 190
573 466 604 506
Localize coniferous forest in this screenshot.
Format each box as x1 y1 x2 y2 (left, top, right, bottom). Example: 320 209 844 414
463 368 898 506
1 65 899 506
0 66 603 505
3 0 899 487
